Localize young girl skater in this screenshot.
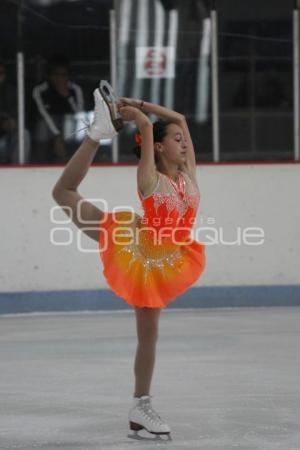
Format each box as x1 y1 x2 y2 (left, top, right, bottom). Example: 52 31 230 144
52 81 206 438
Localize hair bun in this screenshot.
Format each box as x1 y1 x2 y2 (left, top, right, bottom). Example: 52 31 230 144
135 133 142 145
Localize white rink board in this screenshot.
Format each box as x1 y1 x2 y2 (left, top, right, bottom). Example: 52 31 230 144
0 163 299 292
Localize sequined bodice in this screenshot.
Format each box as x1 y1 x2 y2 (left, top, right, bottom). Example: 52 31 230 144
137 170 200 244
109 170 202 281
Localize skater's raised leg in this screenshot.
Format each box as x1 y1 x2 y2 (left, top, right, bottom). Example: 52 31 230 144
52 87 118 242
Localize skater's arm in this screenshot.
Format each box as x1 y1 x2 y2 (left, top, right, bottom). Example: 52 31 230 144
176 117 197 176
136 115 156 196
52 136 103 242
120 97 183 124
120 98 197 176
139 100 184 124
148 105 197 175
119 105 157 196
140 102 197 174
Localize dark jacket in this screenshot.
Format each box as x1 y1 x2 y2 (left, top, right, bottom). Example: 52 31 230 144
32 80 84 136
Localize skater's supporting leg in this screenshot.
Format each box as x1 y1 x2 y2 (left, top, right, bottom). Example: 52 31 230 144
133 306 161 397
52 136 105 242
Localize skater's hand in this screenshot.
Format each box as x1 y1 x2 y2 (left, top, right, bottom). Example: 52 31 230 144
118 97 143 110
119 105 142 121
119 106 152 129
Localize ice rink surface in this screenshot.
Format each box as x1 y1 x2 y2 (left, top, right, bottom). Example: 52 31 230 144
0 307 299 450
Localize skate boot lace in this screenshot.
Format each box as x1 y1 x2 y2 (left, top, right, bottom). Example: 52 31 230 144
138 398 165 425
61 95 114 140
62 118 90 140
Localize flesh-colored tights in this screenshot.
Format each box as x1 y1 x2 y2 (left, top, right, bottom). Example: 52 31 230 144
133 306 161 397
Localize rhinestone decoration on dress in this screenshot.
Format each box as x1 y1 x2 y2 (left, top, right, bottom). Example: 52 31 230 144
116 243 183 282
153 192 200 218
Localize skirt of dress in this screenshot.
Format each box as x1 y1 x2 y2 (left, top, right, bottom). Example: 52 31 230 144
98 210 206 308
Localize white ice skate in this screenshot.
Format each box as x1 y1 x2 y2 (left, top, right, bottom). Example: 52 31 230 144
87 81 123 142
99 80 123 132
128 395 171 439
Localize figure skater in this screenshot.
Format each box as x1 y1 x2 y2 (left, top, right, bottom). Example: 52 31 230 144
52 81 206 438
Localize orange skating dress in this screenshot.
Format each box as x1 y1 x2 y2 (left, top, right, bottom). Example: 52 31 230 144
98 170 206 308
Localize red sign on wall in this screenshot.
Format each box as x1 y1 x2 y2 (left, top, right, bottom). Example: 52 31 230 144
136 46 175 79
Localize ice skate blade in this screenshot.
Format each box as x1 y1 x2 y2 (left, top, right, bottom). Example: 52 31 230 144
99 80 124 132
128 430 172 442
129 421 172 441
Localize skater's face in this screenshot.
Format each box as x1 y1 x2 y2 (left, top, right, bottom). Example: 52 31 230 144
155 123 188 165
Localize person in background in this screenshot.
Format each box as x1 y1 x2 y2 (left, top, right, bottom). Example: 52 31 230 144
0 60 30 164
32 55 84 163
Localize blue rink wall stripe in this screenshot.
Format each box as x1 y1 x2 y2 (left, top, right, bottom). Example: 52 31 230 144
0 285 299 314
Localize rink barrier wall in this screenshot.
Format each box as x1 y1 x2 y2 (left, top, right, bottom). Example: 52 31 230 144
0 285 299 315
0 162 299 313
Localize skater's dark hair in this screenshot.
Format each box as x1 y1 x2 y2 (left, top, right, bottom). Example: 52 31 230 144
133 119 173 163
